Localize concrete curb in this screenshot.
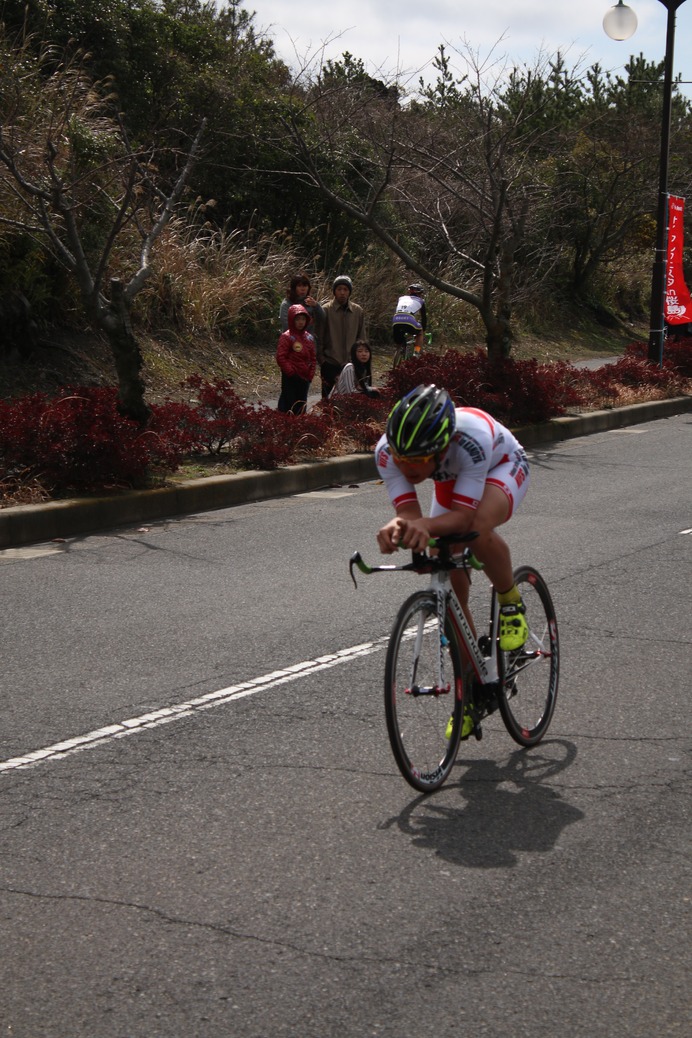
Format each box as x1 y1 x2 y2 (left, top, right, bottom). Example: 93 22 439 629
2 396 691 549
0 454 378 548
513 395 692 446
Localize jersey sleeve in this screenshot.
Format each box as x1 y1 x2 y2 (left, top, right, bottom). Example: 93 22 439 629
375 438 419 511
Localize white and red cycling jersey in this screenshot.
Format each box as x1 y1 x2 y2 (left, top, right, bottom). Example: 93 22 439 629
375 406 530 518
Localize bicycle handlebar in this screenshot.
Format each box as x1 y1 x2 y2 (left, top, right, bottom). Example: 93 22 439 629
349 532 478 588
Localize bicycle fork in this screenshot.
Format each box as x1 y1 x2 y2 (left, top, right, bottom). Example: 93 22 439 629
405 586 451 698
406 575 503 702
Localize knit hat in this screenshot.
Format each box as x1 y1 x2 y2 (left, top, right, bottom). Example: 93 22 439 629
332 275 353 294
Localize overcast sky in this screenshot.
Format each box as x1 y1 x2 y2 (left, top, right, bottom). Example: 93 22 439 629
248 0 692 100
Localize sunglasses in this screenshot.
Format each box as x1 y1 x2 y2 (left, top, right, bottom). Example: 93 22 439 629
392 451 437 466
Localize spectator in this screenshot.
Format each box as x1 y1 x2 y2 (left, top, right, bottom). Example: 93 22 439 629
330 341 380 398
276 304 316 415
279 273 325 348
319 275 365 398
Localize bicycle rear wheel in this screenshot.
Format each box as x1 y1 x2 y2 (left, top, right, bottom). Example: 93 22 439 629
497 566 559 746
392 334 416 369
392 344 405 369
384 591 466 792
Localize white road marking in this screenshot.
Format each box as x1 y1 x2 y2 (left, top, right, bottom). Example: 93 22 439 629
0 636 390 774
0 546 64 562
680 528 692 535
299 490 357 499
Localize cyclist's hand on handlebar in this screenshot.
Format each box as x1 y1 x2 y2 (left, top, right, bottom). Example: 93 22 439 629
377 517 406 554
378 516 435 554
387 517 432 554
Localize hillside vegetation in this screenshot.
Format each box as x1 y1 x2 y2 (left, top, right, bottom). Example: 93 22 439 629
1 0 691 411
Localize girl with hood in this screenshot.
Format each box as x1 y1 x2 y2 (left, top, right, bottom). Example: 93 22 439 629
276 303 317 415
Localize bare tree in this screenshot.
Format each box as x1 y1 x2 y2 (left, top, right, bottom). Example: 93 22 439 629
271 46 564 362
0 37 205 422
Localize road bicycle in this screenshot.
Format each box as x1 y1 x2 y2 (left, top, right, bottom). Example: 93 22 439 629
349 534 559 793
392 331 432 369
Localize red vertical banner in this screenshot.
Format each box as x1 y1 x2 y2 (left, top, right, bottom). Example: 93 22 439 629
665 196 692 325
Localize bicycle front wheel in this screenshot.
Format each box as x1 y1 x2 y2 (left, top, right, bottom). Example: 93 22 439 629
497 566 559 746
384 591 466 793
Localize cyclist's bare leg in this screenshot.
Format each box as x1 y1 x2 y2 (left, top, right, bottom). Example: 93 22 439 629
439 484 513 600
450 567 478 644
447 485 514 659
465 483 514 594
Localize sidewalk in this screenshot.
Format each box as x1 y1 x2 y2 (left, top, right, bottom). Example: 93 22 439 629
1 396 690 549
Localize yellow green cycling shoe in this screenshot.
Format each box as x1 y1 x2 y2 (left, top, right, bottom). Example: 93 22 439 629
499 602 528 652
445 707 475 741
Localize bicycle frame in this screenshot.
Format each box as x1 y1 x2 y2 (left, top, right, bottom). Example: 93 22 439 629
349 538 499 691
433 571 500 685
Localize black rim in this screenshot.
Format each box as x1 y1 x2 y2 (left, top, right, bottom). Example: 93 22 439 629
497 566 559 747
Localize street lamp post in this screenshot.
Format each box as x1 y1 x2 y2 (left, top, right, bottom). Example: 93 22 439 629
603 0 687 365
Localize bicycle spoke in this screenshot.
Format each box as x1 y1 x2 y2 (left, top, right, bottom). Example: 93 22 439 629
384 593 465 792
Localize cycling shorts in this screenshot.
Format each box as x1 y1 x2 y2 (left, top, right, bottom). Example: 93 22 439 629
430 449 530 521
392 315 423 344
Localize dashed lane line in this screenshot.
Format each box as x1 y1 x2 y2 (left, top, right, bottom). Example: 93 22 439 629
0 637 389 774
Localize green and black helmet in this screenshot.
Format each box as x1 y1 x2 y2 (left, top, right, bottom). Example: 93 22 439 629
386 384 455 459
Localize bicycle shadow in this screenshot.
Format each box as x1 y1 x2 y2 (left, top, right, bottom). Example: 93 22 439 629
380 739 583 869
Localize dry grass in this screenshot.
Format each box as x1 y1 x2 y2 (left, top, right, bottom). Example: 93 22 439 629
0 209 659 410
579 380 692 412
0 473 52 507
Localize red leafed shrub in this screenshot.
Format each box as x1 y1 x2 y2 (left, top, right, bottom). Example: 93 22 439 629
178 374 250 453
664 336 692 377
490 357 587 425
147 400 204 458
2 344 689 500
625 336 692 378
588 353 686 396
385 350 490 407
0 387 152 492
322 392 391 450
149 375 252 458
384 349 586 425
234 405 331 469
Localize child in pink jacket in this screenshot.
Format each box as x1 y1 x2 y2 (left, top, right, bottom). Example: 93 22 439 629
276 304 317 415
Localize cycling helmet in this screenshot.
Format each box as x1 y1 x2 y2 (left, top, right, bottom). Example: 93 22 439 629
408 283 425 297
386 384 455 458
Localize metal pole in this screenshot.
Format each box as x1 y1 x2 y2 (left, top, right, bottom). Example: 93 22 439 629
648 1 685 365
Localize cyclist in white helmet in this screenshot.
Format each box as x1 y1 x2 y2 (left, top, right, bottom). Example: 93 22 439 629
392 283 427 356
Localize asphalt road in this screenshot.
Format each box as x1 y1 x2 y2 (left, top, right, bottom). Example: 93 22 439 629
1 413 690 1037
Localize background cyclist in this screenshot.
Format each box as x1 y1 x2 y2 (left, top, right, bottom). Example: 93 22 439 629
375 384 531 652
392 283 427 357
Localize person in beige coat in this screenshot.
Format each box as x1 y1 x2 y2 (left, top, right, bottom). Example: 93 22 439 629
319 275 365 398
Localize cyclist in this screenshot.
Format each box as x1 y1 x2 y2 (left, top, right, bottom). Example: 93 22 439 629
392 283 427 357
375 384 530 652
